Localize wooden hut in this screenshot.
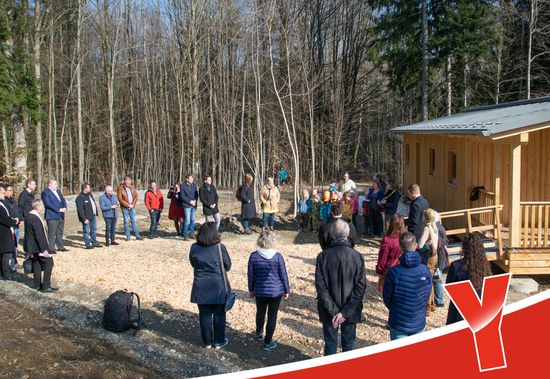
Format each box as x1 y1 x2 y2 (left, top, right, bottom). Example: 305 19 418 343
391 96 550 274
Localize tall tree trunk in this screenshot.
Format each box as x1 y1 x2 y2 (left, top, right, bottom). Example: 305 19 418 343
526 0 536 100
34 0 44 190
420 0 429 120
1 122 10 173
76 0 85 185
446 56 452 115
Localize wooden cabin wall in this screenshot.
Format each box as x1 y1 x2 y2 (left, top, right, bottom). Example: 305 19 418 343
403 134 497 229
403 129 550 229
520 128 550 202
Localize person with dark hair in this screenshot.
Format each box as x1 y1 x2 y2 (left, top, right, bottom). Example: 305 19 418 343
168 183 184 238
3 184 22 270
446 233 492 325
179 174 199 241
117 176 142 241
41 179 68 251
248 231 290 351
366 179 385 237
25 199 57 292
376 214 406 293
318 200 358 250
0 186 19 280
75 183 100 249
240 173 256 234
383 232 432 340
99 185 119 246
315 220 366 355
189 222 231 349
379 180 401 231
406 184 430 242
145 180 164 239
199 176 221 231
18 179 37 222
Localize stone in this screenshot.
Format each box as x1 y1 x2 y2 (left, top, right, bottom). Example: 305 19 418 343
509 278 539 294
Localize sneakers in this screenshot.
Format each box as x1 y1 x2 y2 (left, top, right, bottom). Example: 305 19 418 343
244 229 252 235
136 236 143 241
263 341 277 351
41 287 59 293
254 333 264 341
269 226 274 231
111 241 120 246
204 344 212 349
214 338 229 350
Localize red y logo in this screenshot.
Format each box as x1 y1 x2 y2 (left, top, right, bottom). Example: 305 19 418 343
445 273 511 372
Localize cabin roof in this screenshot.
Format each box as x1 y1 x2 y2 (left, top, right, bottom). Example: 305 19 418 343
390 96 550 137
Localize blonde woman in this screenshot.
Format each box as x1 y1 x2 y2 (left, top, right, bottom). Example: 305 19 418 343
260 177 280 231
417 208 439 315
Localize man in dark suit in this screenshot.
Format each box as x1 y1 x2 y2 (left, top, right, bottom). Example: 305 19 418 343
75 183 100 249
25 199 57 292
315 220 366 355
406 184 430 241
41 179 68 252
318 200 358 250
0 186 19 280
18 178 36 222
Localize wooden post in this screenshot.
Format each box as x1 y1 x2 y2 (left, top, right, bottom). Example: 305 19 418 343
494 143 502 236
509 133 528 247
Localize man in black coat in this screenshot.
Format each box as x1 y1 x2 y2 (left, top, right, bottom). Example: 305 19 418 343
315 220 366 355
406 184 430 241
75 183 100 249
24 199 57 292
318 200 358 250
18 178 36 221
0 186 19 280
199 176 221 231
3 184 22 270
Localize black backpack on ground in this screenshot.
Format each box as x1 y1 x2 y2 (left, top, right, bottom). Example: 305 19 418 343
102 290 144 335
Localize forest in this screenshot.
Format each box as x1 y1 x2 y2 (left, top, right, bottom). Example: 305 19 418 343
0 0 549 199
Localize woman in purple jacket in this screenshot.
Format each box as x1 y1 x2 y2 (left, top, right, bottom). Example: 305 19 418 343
247 231 290 351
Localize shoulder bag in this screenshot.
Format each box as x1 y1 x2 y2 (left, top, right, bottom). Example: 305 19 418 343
218 244 236 311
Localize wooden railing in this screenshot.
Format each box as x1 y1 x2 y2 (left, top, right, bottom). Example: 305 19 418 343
439 205 504 259
519 202 550 248
474 190 496 226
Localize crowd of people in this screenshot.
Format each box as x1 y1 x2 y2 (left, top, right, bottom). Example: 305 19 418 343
0 171 494 356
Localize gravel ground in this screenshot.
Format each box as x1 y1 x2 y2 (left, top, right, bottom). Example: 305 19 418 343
0 189 539 378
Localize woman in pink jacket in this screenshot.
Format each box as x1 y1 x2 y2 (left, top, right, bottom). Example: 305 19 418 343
376 214 406 293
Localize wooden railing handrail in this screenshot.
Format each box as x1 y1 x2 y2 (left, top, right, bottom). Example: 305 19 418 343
479 189 496 196
519 201 550 205
439 204 503 218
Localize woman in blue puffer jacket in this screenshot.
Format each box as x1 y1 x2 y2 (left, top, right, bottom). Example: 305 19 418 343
247 231 290 351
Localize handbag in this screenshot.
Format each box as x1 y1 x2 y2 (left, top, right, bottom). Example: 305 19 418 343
218 244 236 311
23 258 33 274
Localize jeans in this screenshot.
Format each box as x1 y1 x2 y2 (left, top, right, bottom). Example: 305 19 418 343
242 218 250 230
434 268 445 305
262 212 276 228
205 212 221 231
149 210 161 237
198 304 226 346
322 321 357 356
255 296 282 344
122 208 140 238
390 327 424 340
82 218 98 247
104 217 117 244
183 207 196 237
12 226 20 264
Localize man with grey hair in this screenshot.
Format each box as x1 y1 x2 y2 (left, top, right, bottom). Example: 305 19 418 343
315 219 366 355
40 179 68 252
99 185 120 247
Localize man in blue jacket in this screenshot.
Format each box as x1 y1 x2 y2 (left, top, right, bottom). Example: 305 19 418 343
383 232 432 340
41 180 68 252
99 185 120 247
178 174 198 241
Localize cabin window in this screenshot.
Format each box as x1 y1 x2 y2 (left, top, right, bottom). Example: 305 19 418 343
447 151 457 186
405 144 410 166
428 148 436 176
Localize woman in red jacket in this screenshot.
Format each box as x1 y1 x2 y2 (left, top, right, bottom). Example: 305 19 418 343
376 214 406 293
